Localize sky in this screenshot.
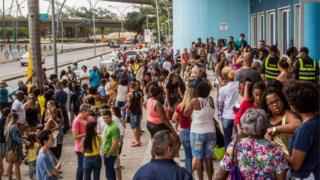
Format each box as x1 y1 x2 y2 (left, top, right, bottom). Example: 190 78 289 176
3 0 140 18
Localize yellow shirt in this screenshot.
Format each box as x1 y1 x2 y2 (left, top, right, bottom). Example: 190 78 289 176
38 95 46 116
133 63 141 75
84 136 102 157
27 143 40 162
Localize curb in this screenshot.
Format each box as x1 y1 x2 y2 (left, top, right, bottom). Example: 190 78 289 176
1 51 112 82
0 44 107 64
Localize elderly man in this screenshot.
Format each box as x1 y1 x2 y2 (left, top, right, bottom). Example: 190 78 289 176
133 130 192 180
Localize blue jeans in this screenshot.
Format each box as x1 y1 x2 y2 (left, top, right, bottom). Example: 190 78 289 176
76 152 84 180
103 156 117 180
222 118 234 146
116 101 126 121
129 112 141 129
179 128 192 174
28 160 36 178
83 156 102 180
190 132 216 159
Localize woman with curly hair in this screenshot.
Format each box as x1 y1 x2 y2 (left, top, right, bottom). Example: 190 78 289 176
284 81 319 179
261 87 301 156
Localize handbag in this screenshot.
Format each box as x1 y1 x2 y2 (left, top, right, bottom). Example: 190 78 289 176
229 138 243 180
213 117 225 147
6 148 19 163
212 117 225 160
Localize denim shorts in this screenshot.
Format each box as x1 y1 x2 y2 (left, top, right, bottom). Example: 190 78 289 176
129 112 141 129
190 132 216 159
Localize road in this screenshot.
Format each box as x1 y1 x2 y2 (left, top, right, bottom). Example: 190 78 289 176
5 51 115 88
0 46 112 81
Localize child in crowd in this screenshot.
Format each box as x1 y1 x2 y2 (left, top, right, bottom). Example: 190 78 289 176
25 133 40 180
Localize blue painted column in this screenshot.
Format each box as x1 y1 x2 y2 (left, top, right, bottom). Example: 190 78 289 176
303 2 320 61
172 0 211 51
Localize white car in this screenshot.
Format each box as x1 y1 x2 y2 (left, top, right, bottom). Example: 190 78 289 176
19 52 45 66
99 56 116 70
125 49 142 60
140 48 150 56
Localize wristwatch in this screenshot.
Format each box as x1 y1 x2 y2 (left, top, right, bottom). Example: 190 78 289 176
271 127 277 135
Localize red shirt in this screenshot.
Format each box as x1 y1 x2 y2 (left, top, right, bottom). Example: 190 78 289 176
234 98 259 125
175 105 191 129
181 52 190 65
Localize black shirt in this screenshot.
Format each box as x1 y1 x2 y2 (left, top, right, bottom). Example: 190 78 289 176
133 159 192 180
0 116 6 143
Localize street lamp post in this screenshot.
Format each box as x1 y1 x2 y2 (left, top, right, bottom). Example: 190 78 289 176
88 0 99 56
57 0 67 52
109 5 134 42
160 1 171 42
146 14 155 30
155 0 161 46
51 0 58 74
2 0 5 46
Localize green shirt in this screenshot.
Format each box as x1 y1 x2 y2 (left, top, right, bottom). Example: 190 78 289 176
102 122 120 156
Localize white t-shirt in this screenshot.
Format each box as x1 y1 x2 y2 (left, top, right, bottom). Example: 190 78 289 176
162 61 172 72
12 99 25 122
80 70 90 85
63 88 71 111
218 81 239 119
116 85 128 102
253 58 263 66
224 50 236 62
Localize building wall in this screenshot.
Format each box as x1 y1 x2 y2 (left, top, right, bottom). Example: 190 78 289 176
250 0 300 13
173 0 249 51
250 0 320 60
249 0 300 50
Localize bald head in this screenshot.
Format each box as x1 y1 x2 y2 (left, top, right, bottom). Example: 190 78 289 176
243 52 253 67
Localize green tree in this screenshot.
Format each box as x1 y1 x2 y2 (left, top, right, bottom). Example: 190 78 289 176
124 1 172 41
124 11 145 35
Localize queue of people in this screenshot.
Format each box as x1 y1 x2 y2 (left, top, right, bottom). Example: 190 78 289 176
0 32 318 180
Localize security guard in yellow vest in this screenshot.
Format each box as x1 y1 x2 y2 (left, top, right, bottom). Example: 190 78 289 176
293 47 319 84
262 45 280 80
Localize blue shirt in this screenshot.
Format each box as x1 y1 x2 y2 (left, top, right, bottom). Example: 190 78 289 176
36 151 58 180
98 85 106 97
290 116 319 179
133 159 192 180
113 68 123 78
89 70 100 88
55 89 67 108
0 87 8 103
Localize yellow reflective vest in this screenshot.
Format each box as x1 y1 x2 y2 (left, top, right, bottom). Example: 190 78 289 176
264 56 280 80
297 57 317 81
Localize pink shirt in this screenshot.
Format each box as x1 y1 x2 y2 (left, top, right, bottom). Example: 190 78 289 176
146 98 163 125
72 115 93 152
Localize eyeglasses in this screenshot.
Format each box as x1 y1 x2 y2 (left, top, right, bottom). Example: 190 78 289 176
267 98 281 106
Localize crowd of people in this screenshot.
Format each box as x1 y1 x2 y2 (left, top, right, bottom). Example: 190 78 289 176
0 32 318 180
